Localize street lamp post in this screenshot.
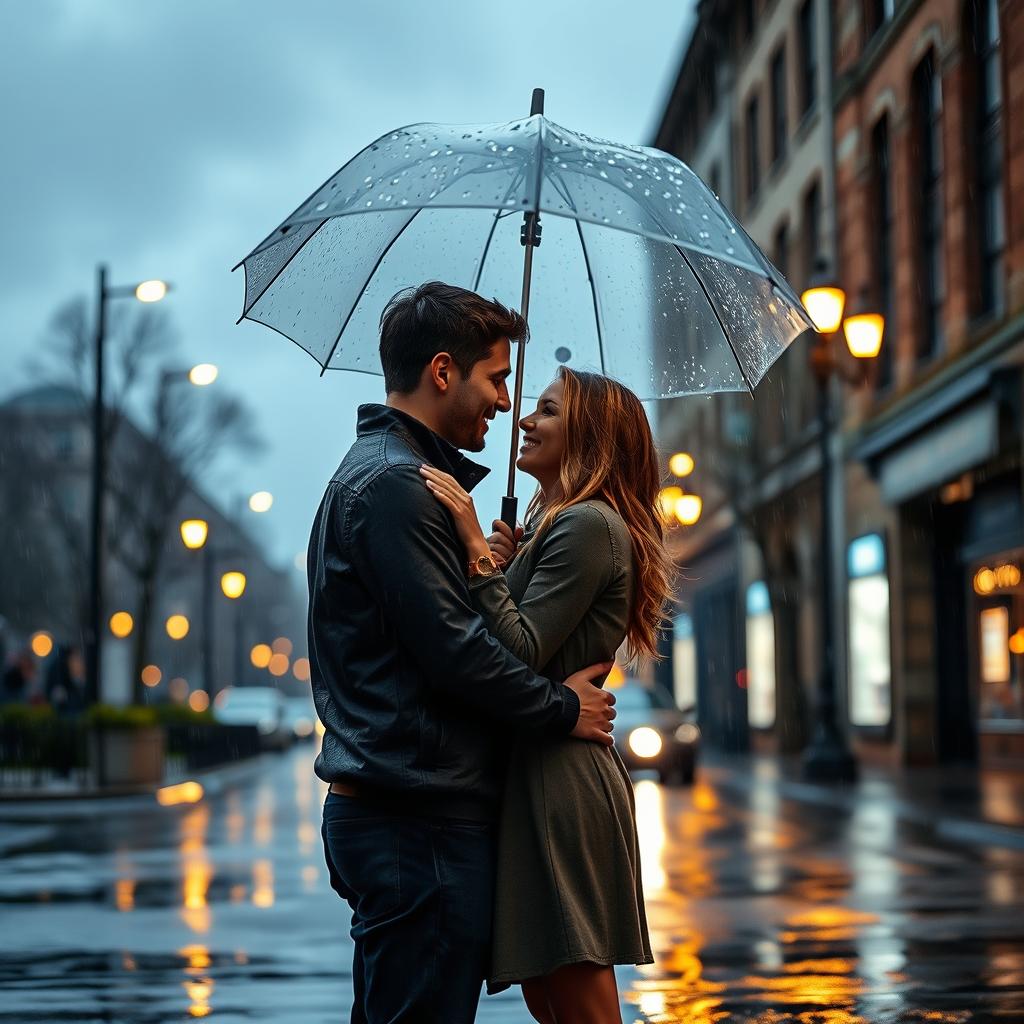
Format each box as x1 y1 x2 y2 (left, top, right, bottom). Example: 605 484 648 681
800 262 885 783
86 267 170 706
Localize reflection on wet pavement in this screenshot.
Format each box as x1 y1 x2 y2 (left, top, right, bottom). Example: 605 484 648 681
0 750 1022 1021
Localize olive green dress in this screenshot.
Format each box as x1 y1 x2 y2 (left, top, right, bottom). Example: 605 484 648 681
468 499 653 990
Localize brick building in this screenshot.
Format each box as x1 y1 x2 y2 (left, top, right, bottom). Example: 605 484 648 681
654 0 1024 769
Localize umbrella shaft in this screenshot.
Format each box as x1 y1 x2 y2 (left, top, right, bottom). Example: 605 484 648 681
506 226 536 497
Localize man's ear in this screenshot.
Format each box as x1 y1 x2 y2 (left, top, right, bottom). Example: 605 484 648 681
428 352 453 394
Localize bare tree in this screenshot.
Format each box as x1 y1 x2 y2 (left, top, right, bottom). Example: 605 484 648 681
9 296 262 702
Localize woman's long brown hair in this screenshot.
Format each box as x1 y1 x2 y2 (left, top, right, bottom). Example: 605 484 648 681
524 367 673 664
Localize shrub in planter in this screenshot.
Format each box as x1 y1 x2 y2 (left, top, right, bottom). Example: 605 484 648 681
87 705 164 787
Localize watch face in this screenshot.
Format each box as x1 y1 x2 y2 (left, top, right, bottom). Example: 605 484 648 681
477 555 498 576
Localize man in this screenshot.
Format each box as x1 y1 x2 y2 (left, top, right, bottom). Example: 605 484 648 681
310 281 616 1024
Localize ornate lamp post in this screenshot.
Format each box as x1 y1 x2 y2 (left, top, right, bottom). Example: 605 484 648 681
800 262 885 783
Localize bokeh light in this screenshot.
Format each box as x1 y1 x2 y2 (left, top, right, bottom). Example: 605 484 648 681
109 611 134 638
166 614 190 640
268 653 289 677
189 690 210 713
292 657 311 682
30 631 53 658
250 643 272 669
141 664 162 687
271 637 292 656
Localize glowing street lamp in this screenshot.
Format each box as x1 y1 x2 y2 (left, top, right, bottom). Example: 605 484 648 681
843 312 885 359
188 363 219 387
669 452 695 478
674 493 703 526
248 491 274 513
221 571 247 599
180 519 209 550
134 279 170 303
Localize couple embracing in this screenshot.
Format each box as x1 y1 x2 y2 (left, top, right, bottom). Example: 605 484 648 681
309 281 671 1024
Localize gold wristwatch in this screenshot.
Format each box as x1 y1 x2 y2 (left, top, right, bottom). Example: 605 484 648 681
468 553 499 579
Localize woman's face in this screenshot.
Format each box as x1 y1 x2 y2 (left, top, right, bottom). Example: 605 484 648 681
516 378 565 487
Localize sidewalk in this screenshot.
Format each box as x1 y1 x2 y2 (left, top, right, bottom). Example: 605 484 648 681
704 751 1024 850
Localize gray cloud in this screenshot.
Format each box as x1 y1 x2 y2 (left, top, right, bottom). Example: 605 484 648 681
1 0 696 567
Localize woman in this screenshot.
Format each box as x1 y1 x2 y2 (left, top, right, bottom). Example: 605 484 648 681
419 366 671 1024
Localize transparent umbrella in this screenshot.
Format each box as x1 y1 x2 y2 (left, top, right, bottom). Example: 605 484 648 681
235 89 814 525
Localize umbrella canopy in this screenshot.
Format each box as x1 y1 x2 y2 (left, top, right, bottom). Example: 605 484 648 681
235 111 813 401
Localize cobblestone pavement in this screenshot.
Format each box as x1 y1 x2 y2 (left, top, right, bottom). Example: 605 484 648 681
0 747 1021 1022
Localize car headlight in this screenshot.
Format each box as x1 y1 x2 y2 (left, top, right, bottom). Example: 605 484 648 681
257 717 276 734
627 727 663 759
675 723 700 744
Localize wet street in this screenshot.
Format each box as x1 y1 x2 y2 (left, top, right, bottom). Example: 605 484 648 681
0 747 1022 1022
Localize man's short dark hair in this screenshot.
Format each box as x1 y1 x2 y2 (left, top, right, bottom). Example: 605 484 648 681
379 281 528 394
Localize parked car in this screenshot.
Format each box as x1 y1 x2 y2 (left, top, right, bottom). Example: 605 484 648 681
282 697 318 742
213 686 291 751
612 679 699 785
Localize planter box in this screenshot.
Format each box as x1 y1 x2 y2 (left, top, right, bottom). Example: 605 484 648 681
91 726 165 787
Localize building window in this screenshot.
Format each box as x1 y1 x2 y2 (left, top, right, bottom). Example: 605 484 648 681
847 534 892 727
770 44 788 166
745 93 761 201
864 0 896 41
965 0 1005 315
798 0 818 118
871 116 895 389
801 180 821 283
912 53 945 360
773 220 790 280
746 582 776 729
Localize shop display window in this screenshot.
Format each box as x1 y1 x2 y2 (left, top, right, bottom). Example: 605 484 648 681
847 533 892 727
973 551 1024 724
745 581 776 729
673 612 697 711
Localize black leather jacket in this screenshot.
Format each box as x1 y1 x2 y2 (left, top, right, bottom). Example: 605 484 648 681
307 404 580 819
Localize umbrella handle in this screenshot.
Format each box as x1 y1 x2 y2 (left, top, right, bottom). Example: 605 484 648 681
501 496 518 531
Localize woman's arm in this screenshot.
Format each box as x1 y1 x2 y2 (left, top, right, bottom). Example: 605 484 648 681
468 504 615 671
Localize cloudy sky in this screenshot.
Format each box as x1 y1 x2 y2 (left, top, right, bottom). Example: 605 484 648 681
1 0 695 571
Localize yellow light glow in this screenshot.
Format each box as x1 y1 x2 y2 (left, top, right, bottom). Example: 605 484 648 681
30 631 53 658
675 493 703 526
220 571 246 599
141 664 162 687
166 614 190 640
115 878 135 912
109 611 134 638
134 279 168 303
800 285 846 333
843 312 885 358
1010 629 1024 656
189 690 210 713
250 643 272 669
156 781 204 806
271 636 292 656
606 663 625 688
252 860 274 908
292 657 311 682
248 491 273 513
669 452 695 477
268 653 289 677
170 677 189 703
180 519 209 550
628 726 664 759
974 564 1021 595
657 486 683 523
188 363 218 387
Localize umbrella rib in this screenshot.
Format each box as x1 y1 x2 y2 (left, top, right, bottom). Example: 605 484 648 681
674 245 755 397
472 171 528 292
574 221 606 375
318 208 422 377
236 219 328 324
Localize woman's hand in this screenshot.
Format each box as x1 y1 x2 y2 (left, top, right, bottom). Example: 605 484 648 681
487 519 523 568
419 465 491 561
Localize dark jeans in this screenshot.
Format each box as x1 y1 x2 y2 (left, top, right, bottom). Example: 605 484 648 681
321 792 496 1024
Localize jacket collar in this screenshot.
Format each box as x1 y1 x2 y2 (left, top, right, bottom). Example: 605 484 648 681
356 404 490 493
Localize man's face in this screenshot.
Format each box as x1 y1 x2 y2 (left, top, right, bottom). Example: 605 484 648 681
444 338 512 452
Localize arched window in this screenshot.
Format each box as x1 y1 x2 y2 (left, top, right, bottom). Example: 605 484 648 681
912 52 944 361
964 0 1005 315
